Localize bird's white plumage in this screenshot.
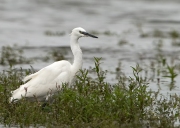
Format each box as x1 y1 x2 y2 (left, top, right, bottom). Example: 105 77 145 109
11 60 71 101
10 27 98 102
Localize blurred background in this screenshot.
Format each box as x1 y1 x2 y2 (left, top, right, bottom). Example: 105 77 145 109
0 0 180 93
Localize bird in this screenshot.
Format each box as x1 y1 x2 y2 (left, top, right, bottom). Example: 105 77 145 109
10 27 98 102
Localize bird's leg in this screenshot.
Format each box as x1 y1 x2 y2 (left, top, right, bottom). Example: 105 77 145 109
24 87 28 97
56 83 61 91
46 89 54 101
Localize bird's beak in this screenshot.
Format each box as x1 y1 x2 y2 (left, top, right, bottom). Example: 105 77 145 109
81 31 98 38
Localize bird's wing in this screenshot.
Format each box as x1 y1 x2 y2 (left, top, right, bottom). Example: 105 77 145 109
11 60 72 101
24 60 71 83
23 71 40 82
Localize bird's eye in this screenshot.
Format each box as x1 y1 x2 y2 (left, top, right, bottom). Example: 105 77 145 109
79 31 82 34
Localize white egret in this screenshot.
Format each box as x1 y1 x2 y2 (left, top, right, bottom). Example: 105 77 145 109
10 27 98 102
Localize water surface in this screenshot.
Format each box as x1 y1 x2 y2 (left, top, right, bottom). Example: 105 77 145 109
0 0 180 94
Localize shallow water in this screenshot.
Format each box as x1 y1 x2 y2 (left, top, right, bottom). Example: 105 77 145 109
0 0 180 94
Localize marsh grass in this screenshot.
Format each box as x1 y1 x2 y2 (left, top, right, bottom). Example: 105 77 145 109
0 45 31 65
44 30 66 36
137 27 180 43
0 45 68 66
0 58 180 128
118 39 128 46
49 49 66 61
90 30 118 36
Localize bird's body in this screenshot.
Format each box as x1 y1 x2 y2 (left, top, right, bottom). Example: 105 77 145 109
10 27 98 102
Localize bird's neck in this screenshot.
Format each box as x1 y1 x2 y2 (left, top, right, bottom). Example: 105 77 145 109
70 35 83 73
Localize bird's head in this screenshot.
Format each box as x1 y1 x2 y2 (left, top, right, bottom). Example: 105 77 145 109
71 27 98 39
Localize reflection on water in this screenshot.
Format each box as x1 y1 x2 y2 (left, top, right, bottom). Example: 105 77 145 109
0 0 180 93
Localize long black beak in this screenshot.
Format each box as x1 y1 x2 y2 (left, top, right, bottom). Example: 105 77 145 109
81 31 98 38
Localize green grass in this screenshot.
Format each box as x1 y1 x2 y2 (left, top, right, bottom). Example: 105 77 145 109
0 58 180 128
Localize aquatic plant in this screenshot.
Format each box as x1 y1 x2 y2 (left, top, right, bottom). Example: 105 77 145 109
118 39 128 46
0 45 31 65
163 65 178 83
153 29 164 38
169 30 179 39
49 49 65 61
89 30 118 36
44 30 65 36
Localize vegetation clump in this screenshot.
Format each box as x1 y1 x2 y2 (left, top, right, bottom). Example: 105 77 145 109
0 58 180 128
44 30 66 36
0 45 31 65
